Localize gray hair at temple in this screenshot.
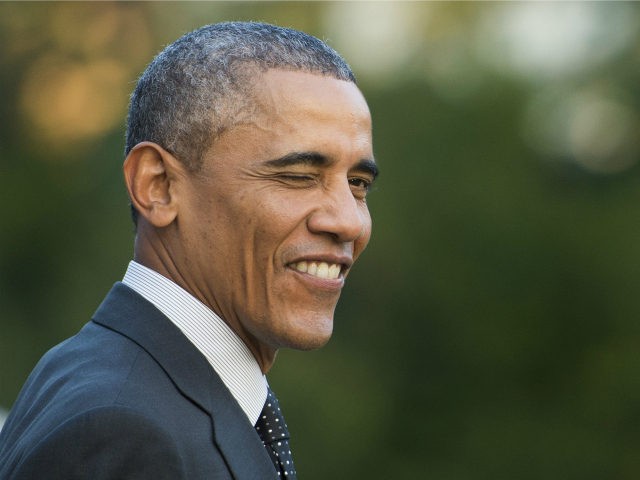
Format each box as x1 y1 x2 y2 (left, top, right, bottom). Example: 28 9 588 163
125 21 356 174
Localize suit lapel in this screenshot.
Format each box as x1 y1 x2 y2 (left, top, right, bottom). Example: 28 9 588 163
92 282 277 479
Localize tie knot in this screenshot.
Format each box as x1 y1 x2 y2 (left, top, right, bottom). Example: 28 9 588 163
255 389 291 444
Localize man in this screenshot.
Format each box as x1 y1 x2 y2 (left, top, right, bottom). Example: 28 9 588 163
0 21 377 479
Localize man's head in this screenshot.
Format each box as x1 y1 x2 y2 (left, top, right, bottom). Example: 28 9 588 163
123 22 377 372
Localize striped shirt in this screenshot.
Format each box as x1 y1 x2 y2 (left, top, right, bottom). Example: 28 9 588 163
122 261 268 425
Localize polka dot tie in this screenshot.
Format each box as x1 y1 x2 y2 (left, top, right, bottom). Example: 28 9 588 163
254 388 297 479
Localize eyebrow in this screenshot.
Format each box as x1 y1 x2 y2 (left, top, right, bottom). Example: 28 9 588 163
264 151 379 179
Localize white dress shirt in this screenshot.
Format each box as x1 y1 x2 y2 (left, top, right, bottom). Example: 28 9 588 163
122 261 268 425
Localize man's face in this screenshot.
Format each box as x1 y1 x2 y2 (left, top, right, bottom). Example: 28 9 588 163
175 69 376 362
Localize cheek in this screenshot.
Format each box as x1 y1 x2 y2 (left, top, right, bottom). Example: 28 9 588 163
254 195 310 236
236 198 298 271
355 207 373 253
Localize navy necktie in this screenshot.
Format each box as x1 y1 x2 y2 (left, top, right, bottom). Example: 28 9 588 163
255 388 297 478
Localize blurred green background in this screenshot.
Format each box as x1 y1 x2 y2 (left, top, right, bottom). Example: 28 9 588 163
2 2 640 478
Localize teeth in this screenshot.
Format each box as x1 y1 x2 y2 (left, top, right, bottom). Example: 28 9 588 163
317 263 329 278
329 264 341 278
291 261 342 280
308 262 318 276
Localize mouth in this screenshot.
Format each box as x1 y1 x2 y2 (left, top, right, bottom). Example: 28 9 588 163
289 260 344 280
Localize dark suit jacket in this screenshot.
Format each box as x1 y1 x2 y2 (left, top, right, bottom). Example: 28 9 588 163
0 283 278 479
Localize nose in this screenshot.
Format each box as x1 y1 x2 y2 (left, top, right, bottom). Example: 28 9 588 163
306 181 370 243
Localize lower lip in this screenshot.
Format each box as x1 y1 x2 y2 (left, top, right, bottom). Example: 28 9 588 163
288 267 345 292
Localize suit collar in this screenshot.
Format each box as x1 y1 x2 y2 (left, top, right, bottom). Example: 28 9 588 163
92 282 277 479
121 260 268 425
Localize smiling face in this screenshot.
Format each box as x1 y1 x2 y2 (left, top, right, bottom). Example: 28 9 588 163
173 69 376 368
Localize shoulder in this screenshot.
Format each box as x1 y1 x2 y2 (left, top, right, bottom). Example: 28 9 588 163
3 405 187 480
0 325 185 479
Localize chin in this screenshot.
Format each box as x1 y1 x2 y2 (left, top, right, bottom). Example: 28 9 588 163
289 332 333 351
280 315 334 351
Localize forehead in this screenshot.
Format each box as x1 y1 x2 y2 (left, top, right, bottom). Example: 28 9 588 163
250 69 371 130
202 69 373 170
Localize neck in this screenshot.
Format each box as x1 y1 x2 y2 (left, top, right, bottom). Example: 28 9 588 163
133 227 278 374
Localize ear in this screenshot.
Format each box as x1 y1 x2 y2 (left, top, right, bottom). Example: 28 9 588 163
123 142 184 228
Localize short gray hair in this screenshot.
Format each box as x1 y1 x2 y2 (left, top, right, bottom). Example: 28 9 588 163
125 21 355 171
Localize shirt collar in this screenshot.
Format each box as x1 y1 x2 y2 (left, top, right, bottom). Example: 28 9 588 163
122 260 268 425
